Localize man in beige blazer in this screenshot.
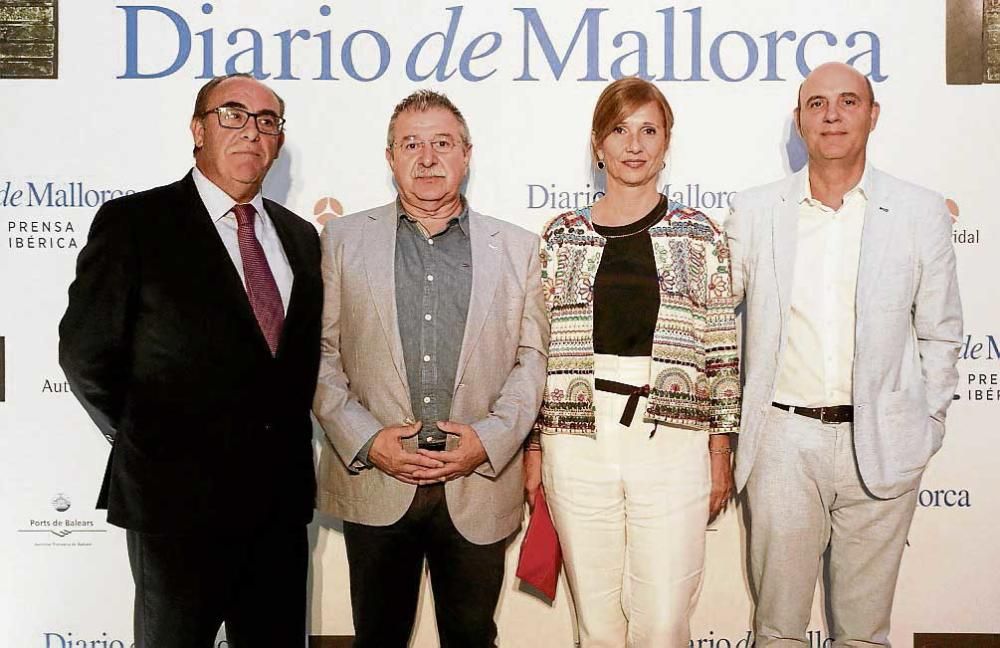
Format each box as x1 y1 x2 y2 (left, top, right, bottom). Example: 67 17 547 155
312 90 547 648
727 63 963 646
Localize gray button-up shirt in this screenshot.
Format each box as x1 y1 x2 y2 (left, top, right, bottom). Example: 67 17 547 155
356 199 473 463
395 201 473 448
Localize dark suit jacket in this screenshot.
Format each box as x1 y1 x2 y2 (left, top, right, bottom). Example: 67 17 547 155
59 172 322 533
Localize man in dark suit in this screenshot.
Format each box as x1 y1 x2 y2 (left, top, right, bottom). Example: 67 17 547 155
59 73 322 648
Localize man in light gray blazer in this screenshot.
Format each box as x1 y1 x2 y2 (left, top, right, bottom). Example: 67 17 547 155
727 62 962 646
312 90 548 648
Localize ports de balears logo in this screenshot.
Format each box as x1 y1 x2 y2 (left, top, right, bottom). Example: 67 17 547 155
16 492 107 547
946 0 1000 85
0 0 57 79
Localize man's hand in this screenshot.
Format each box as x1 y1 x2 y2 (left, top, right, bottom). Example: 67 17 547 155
523 448 543 511
412 421 489 482
368 421 444 485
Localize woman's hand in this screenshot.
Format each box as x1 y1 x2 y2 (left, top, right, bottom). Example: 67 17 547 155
708 435 734 522
524 448 544 511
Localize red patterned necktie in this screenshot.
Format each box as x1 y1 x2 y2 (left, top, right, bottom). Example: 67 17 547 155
232 203 284 355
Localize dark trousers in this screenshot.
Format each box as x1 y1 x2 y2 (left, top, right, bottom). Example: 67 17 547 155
343 484 507 648
126 524 308 648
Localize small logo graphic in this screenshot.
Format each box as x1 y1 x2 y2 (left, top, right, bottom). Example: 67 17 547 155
17 492 106 545
946 0 1000 84
313 196 344 227
0 0 58 79
51 493 70 512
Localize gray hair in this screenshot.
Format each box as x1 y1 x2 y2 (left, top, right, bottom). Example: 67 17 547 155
386 89 471 149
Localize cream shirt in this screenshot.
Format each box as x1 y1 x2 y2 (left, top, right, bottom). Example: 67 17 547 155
773 167 870 407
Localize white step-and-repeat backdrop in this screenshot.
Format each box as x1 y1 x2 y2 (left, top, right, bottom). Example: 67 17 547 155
1 1 998 646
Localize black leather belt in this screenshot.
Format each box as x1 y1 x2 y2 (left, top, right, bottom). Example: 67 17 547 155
595 378 650 426
772 402 853 424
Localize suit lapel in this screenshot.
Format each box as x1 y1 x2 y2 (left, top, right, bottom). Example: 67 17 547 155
855 169 894 311
265 200 306 356
364 207 410 393
454 212 501 392
772 172 801 326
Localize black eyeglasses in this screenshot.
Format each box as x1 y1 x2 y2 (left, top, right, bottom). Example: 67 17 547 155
202 105 285 135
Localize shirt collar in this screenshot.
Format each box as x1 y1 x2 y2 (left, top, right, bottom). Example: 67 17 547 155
192 166 266 223
797 164 871 207
396 196 470 237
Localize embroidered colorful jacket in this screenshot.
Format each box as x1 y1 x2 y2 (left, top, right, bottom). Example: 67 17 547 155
534 199 740 440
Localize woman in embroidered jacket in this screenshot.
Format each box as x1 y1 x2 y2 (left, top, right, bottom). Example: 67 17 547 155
523 77 740 647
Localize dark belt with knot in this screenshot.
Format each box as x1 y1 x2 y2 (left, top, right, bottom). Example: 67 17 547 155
772 402 853 424
595 378 650 427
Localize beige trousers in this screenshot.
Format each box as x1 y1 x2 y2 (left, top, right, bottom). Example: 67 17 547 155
746 406 919 647
542 355 711 648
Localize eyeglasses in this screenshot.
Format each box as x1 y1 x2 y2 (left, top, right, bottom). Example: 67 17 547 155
392 136 462 155
202 106 285 135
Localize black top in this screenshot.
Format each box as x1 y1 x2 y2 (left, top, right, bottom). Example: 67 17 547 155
593 196 665 356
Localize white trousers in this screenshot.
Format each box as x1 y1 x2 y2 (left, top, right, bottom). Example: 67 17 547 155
747 407 919 647
542 355 711 648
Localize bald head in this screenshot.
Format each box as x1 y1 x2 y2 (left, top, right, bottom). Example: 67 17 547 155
797 62 875 112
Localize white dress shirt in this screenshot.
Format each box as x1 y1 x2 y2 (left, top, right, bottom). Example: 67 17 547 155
191 166 293 314
773 166 870 407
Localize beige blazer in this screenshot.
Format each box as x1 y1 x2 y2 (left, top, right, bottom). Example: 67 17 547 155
312 201 548 544
727 167 963 499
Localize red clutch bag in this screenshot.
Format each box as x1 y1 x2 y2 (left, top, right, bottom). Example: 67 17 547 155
515 490 562 600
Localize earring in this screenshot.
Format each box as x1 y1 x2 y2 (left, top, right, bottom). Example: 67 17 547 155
661 160 666 170
597 160 605 170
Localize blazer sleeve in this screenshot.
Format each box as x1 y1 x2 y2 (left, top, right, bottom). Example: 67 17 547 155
525 226 559 448
312 223 385 472
58 200 139 443
705 221 741 434
470 234 550 477
725 195 748 305
914 196 963 429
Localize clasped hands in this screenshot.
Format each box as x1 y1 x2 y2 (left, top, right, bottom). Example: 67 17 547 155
368 420 488 485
